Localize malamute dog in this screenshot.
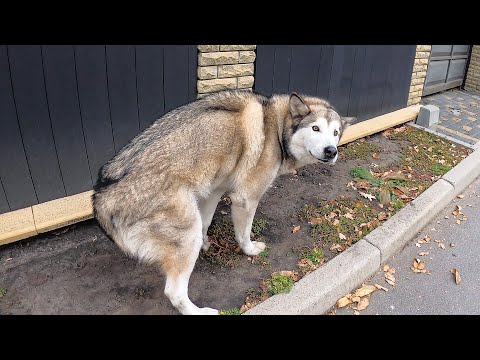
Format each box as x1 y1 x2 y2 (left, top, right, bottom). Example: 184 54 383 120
92 90 354 315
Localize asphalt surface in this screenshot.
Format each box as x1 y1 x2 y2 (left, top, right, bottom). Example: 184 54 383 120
336 175 480 315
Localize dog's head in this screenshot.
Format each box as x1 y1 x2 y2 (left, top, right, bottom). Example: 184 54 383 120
286 93 355 166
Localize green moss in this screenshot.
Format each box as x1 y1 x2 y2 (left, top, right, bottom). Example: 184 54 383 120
259 249 269 258
251 218 268 235
219 308 242 315
432 163 452 176
391 199 405 210
311 221 338 243
269 275 294 295
305 248 324 265
341 141 382 160
349 166 374 180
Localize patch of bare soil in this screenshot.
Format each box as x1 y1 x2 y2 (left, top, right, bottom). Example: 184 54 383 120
0 126 471 314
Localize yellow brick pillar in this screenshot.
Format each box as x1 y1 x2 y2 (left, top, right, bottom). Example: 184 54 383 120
407 45 431 105
197 45 256 97
464 45 480 93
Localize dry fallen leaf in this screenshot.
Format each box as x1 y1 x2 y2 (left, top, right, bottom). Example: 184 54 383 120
418 236 431 244
385 272 396 286
354 310 360 315
374 284 388 292
309 218 323 225
337 295 352 308
333 219 340 226
439 243 445 249
383 264 390 272
372 152 380 159
356 297 369 311
457 195 465 199
330 243 345 252
450 243 455 247
344 213 354 220
339 233 347 241
378 212 388 221
292 225 301 234
354 285 377 297
451 268 462 285
452 205 463 217
347 181 357 190
351 296 361 303
359 191 376 201
418 252 429 256
456 220 461 225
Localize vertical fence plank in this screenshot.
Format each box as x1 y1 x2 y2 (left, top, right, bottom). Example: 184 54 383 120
363 46 390 119
187 45 198 102
74 45 115 180
316 45 335 99
8 45 66 203
164 45 190 113
106 45 140 151
0 179 10 213
272 46 292 94
328 45 356 116
253 45 275 96
289 45 322 95
136 45 165 130
347 45 368 118
42 45 93 195
0 45 37 210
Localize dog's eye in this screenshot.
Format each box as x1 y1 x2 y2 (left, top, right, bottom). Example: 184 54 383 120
334 130 338 136
312 126 320 132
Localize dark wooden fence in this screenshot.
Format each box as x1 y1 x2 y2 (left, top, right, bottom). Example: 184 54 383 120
0 45 197 213
255 45 416 121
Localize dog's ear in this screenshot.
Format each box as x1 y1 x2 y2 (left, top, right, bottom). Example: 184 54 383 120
289 93 310 121
341 116 356 129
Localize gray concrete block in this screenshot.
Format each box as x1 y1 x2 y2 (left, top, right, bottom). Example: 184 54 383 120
365 179 454 263
244 240 380 315
442 149 480 196
416 105 440 127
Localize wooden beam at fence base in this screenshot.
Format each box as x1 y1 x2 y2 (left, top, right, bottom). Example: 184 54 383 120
0 105 421 246
339 105 421 146
0 207 37 246
32 191 94 234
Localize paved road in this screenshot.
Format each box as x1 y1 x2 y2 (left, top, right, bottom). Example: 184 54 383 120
337 175 480 315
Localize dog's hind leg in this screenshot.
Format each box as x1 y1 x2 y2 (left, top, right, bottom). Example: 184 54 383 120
163 246 218 315
230 193 266 256
197 189 225 251
159 196 218 315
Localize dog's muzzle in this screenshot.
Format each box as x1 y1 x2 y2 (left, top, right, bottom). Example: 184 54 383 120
311 146 337 163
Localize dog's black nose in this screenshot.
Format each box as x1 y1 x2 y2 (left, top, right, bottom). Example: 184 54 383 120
324 146 337 159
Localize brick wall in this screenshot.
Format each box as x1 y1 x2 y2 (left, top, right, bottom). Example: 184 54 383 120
407 45 431 106
464 45 480 93
197 45 256 97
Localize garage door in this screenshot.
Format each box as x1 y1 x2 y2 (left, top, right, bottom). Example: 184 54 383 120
423 45 471 96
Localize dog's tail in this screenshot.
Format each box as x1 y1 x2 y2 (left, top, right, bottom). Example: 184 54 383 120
91 189 117 241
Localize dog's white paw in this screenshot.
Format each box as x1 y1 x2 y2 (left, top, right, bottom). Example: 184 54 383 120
243 241 266 256
198 307 219 315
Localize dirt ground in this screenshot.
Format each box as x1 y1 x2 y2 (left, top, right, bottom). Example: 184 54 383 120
0 127 470 314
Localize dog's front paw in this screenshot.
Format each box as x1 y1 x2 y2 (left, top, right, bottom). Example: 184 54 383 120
198 307 219 315
243 241 266 256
